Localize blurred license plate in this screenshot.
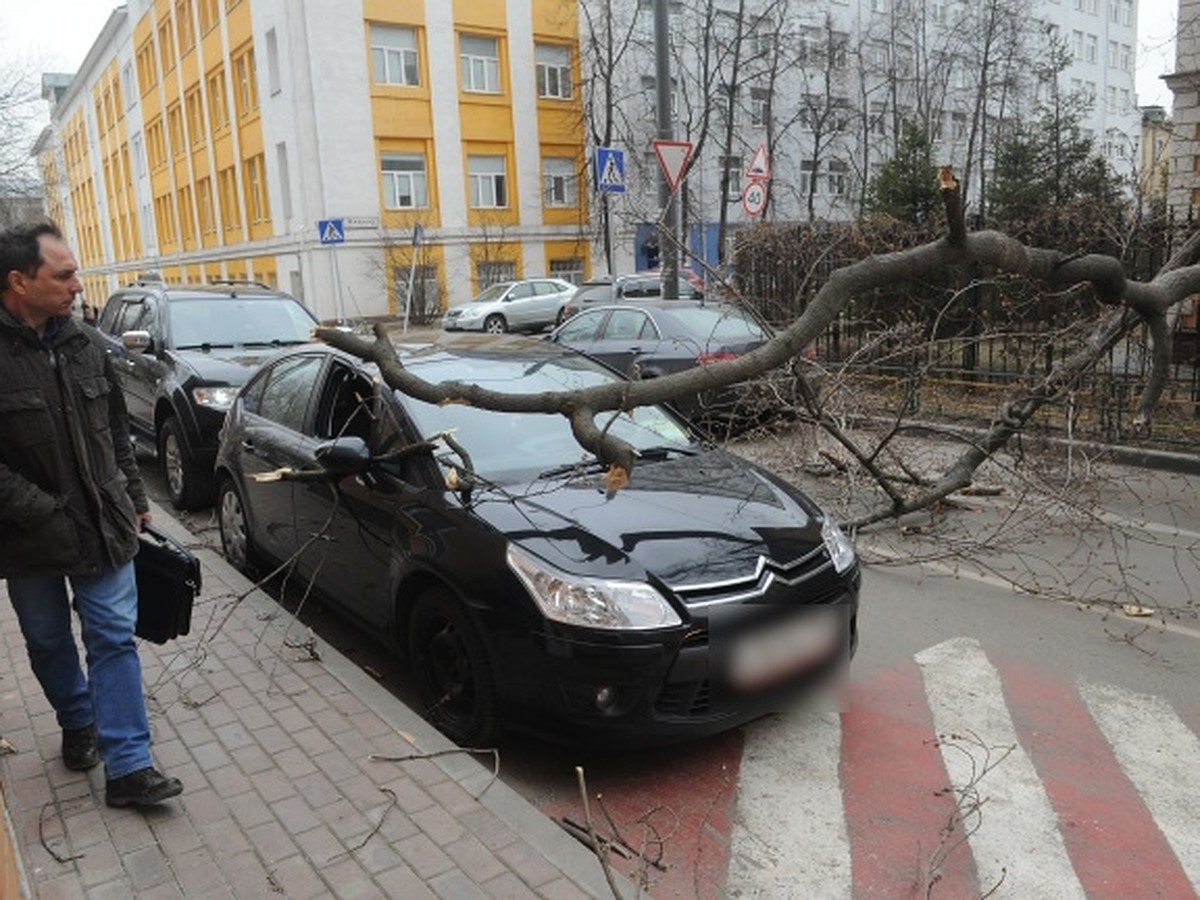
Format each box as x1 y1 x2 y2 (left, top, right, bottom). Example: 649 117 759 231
729 609 841 691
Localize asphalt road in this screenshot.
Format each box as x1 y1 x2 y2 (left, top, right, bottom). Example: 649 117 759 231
138 444 1200 898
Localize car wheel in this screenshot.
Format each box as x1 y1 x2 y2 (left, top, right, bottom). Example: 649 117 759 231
216 475 259 575
555 306 566 326
159 416 211 510
483 314 507 334
408 586 501 746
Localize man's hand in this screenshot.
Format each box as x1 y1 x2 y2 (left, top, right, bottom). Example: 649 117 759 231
137 510 153 531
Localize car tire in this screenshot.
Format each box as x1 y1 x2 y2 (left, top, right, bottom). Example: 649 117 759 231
159 416 211 510
216 474 259 575
408 586 501 746
554 306 566 326
483 314 507 334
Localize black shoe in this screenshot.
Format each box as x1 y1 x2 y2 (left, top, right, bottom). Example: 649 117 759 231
105 767 183 808
62 725 99 771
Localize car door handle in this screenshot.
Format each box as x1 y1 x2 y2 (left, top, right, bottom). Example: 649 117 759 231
241 439 257 456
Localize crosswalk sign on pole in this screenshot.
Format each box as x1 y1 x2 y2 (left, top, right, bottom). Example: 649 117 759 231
318 218 346 245
595 147 626 194
652 139 694 193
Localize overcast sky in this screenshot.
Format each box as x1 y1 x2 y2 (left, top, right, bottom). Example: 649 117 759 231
0 0 1181 121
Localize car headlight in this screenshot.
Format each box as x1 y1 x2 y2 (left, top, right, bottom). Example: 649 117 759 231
458 307 483 320
192 386 240 410
821 517 856 574
507 544 682 630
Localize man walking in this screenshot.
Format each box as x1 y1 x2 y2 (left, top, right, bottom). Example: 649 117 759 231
0 221 182 807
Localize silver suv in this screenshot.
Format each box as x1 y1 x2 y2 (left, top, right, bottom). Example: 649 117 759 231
441 278 575 333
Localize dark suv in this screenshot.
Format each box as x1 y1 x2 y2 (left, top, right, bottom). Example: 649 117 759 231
95 275 318 509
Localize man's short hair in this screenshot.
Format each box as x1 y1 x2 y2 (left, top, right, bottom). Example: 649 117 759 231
0 221 64 290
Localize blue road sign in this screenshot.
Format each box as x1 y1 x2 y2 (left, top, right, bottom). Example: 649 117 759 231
595 147 626 194
318 218 345 245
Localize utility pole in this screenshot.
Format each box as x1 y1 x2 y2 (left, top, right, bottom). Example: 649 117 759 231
654 0 679 299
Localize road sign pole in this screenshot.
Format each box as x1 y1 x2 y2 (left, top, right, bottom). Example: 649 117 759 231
653 0 678 300
403 224 423 334
332 247 344 323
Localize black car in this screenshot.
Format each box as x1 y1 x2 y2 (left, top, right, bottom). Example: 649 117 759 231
214 333 859 747
560 271 702 318
548 300 778 420
95 275 318 509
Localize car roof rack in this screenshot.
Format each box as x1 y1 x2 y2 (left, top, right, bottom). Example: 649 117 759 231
208 278 273 290
131 271 165 286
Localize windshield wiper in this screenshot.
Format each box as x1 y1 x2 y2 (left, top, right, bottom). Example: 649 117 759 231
174 342 236 350
635 444 699 461
242 339 310 347
536 458 609 481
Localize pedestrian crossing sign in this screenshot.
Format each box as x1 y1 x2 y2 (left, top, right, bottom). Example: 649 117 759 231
595 147 626 194
317 218 345 245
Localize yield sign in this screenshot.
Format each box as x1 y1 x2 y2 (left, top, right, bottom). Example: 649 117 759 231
746 143 770 181
652 139 694 192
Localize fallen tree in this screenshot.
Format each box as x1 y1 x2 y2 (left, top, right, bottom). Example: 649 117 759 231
315 170 1200 530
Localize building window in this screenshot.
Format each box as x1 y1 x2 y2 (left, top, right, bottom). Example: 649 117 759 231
536 44 571 99
542 157 578 207
460 34 500 93
1085 34 1097 64
1121 0 1132 25
468 155 507 208
266 27 281 95
197 177 215 234
199 0 220 34
276 142 292 220
750 87 769 126
219 165 241 230
371 24 419 86
185 88 205 146
1120 44 1131 72
721 156 742 200
828 159 848 196
394 265 442 321
167 103 185 157
244 154 268 223
381 153 428 208
177 1 195 53
951 111 967 140
208 67 228 129
1107 40 1118 68
476 262 516 291
158 20 176 73
799 159 816 196
234 47 258 118
549 258 584 284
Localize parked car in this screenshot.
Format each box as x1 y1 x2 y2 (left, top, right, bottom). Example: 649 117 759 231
441 277 576 334
214 333 860 747
560 271 702 318
548 300 779 420
94 275 318 509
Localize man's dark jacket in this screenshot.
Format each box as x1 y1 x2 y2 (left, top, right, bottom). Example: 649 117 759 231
0 306 148 577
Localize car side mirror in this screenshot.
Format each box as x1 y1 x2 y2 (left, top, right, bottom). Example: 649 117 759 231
122 330 152 352
315 436 371 475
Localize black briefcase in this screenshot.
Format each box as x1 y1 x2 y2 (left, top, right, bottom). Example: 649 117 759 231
134 524 200 644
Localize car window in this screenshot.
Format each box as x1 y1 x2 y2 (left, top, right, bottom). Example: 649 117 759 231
572 284 612 305
250 355 324 432
398 353 693 478
168 298 315 348
313 362 376 442
669 306 767 341
555 311 605 342
509 283 535 300
113 299 151 335
603 309 655 341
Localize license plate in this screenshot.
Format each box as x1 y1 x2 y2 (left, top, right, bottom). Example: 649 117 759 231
728 609 841 691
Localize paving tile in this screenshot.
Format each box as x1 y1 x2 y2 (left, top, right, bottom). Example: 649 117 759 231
35 874 97 900
170 847 227 896
373 861 440 899
292 769 340 808
205 762 253 799
226 788 275 830
429 867 489 900
293 822 345 867
537 876 595 900
444 833 509 884
394 831 456 881
411 804 466 846
481 871 541 900
74 839 124 888
495 841 563 890
123 842 173 890
245 818 299 865
266 853 329 899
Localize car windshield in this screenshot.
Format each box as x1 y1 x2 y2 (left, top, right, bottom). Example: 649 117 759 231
668 306 767 341
397 352 695 479
169 298 315 348
472 283 511 303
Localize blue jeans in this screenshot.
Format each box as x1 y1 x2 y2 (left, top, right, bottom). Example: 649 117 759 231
7 562 152 780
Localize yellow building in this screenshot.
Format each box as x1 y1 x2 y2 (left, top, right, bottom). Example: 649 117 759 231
34 0 591 320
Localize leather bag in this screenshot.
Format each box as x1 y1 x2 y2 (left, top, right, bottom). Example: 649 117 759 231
134 524 199 644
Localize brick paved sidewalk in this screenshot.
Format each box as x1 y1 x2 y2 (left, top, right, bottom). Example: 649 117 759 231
0 505 626 899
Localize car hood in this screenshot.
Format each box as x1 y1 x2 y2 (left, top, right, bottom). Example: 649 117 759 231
170 346 281 384
472 450 828 595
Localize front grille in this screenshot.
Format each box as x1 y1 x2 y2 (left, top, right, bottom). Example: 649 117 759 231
655 679 712 716
669 545 837 609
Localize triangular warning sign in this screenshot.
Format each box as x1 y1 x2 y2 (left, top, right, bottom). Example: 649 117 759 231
746 143 770 181
652 139 694 192
321 221 344 243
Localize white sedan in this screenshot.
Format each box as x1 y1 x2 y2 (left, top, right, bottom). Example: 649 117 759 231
442 278 576 334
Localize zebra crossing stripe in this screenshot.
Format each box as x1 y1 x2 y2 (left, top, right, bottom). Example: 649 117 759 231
841 665 980 896
916 637 1088 898
728 699 850 899
1082 682 1200 892
1002 665 1196 897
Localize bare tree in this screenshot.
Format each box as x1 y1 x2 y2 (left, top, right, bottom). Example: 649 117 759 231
0 49 47 225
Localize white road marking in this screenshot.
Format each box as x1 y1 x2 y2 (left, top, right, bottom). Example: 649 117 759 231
728 695 850 899
915 638 1086 898
1081 682 1200 892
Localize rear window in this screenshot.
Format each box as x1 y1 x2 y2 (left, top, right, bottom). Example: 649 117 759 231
668 306 767 341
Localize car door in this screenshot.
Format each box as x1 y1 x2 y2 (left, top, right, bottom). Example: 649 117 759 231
503 281 537 328
98 294 161 436
234 354 324 563
291 358 395 630
583 308 663 379
529 280 568 327
550 309 609 359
